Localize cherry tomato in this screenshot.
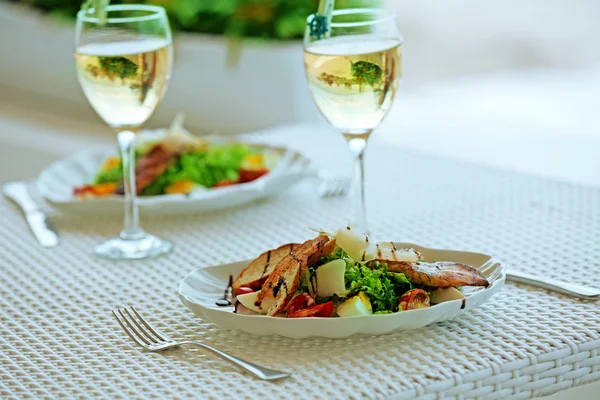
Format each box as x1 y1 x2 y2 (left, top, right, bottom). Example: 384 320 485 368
239 168 269 183
288 302 334 318
398 289 430 311
234 287 255 296
214 179 239 188
286 293 316 317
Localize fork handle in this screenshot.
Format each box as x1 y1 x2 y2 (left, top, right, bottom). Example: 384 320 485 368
507 271 600 300
179 340 290 380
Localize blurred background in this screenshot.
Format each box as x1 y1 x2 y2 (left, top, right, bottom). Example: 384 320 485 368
1 0 599 184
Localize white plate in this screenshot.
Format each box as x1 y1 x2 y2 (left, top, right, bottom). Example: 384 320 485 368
179 243 505 339
37 135 315 215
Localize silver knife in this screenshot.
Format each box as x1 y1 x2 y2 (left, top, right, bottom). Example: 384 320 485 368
3 182 59 248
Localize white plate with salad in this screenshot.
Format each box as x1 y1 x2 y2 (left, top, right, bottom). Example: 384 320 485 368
37 115 315 215
179 226 505 339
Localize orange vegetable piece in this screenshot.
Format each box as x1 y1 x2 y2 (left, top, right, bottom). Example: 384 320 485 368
101 157 121 172
165 180 196 194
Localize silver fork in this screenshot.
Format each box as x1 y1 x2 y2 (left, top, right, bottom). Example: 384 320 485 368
318 173 352 198
479 259 503 283
478 260 599 300
112 306 291 381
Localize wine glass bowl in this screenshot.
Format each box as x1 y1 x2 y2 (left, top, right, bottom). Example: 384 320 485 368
74 5 174 259
303 8 402 233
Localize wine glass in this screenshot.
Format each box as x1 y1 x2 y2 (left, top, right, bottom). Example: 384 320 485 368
75 5 173 259
304 8 402 234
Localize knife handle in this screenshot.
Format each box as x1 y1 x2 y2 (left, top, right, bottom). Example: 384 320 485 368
3 182 39 213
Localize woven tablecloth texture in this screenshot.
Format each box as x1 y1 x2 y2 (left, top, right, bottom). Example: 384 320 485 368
1 137 599 400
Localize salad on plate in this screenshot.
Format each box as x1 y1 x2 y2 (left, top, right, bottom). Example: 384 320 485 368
74 114 273 198
231 227 489 318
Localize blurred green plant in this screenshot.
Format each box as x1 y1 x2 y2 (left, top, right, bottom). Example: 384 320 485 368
14 0 379 40
96 56 138 79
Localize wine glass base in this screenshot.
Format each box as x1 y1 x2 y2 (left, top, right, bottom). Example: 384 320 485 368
94 234 173 260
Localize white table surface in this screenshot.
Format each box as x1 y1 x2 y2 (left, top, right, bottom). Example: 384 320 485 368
1 66 599 398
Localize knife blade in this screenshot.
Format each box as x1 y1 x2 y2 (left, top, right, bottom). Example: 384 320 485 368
3 182 59 248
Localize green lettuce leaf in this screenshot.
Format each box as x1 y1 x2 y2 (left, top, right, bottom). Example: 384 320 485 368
92 143 250 196
313 246 416 313
94 166 122 185
91 144 251 195
319 247 350 265
344 263 400 312
391 272 413 290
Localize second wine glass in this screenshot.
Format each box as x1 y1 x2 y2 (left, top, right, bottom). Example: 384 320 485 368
304 8 403 234
75 5 174 259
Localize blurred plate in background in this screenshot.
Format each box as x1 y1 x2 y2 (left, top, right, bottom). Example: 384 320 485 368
37 132 315 215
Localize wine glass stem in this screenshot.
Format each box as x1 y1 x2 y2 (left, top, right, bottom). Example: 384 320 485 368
343 131 371 235
117 130 144 240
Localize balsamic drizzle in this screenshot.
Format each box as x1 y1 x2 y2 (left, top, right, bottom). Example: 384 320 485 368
259 250 272 278
272 276 288 298
215 274 234 307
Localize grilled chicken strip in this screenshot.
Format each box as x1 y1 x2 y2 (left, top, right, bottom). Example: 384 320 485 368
233 243 299 292
374 260 489 288
116 144 180 195
256 235 336 316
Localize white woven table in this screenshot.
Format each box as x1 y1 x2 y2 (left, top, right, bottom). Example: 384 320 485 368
1 126 599 400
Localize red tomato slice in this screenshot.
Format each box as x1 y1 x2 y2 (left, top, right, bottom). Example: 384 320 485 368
213 179 239 188
234 287 254 296
398 289 430 311
286 293 315 317
73 183 117 197
73 185 94 196
239 168 269 183
288 301 334 318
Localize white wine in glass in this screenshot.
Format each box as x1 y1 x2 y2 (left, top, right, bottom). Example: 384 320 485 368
75 38 171 129
75 5 174 259
304 36 402 134
304 9 402 234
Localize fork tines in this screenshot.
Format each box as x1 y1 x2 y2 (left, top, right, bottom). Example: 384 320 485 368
319 176 351 198
112 306 170 348
477 259 502 287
